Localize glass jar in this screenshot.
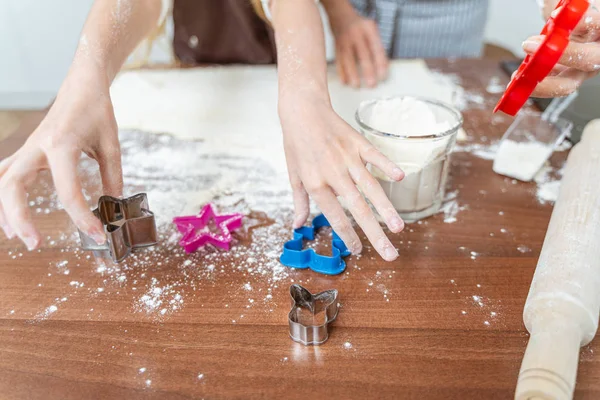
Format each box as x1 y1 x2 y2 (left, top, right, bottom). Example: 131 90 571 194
356 96 463 222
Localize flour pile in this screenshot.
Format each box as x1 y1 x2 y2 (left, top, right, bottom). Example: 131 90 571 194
368 96 452 137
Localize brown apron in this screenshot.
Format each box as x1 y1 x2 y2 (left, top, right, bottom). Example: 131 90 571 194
172 0 277 65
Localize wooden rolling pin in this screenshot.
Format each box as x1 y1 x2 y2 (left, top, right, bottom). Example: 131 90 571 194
515 120 600 400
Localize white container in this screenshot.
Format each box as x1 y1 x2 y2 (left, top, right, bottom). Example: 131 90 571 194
356 96 463 222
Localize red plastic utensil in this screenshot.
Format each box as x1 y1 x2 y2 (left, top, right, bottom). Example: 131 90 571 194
494 0 589 116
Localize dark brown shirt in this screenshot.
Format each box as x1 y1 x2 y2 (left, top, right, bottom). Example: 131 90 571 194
173 0 277 65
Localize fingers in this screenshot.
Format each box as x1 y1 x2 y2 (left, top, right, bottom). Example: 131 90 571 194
290 174 310 229
353 32 377 87
532 68 597 97
0 200 13 239
339 41 360 88
47 151 106 245
348 164 404 234
333 177 398 261
364 21 389 81
0 166 41 250
309 185 362 255
523 35 600 72
573 10 600 41
97 143 123 198
336 56 348 86
0 157 14 238
359 142 404 182
559 41 600 72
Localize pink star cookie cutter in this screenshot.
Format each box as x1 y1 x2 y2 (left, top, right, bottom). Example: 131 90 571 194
173 203 243 253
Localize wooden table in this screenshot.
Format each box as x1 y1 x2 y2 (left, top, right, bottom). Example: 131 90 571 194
1 59 598 400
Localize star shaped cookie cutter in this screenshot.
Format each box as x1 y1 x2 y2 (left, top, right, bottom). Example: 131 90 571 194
288 284 340 345
78 193 158 263
280 214 351 275
172 203 243 253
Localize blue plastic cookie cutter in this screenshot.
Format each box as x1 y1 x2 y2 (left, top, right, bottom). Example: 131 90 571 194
280 214 351 275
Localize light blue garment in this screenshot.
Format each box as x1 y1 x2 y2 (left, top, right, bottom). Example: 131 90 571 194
350 0 490 58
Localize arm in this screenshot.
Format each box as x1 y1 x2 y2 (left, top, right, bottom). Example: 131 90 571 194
0 0 163 250
270 0 404 261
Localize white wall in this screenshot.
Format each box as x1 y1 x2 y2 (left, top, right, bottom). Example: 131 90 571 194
0 0 546 109
485 0 545 56
0 0 94 108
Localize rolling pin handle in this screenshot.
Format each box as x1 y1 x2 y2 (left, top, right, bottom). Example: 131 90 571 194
515 320 581 400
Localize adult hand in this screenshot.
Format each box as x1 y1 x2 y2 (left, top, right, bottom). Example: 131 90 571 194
279 94 404 261
328 7 388 88
0 68 122 250
525 3 600 97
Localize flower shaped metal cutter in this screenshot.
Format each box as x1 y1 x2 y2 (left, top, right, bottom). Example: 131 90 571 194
173 203 243 253
288 284 340 345
280 214 351 275
78 193 158 263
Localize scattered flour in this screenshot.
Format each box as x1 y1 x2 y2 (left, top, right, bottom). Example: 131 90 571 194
486 76 505 94
534 164 564 204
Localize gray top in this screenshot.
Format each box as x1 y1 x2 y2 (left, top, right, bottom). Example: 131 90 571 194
350 0 490 58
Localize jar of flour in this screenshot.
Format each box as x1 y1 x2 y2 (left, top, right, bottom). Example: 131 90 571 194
356 96 462 222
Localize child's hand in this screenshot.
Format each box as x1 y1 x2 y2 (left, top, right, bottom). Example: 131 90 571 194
526 5 600 97
328 8 388 88
0 69 122 250
279 95 404 261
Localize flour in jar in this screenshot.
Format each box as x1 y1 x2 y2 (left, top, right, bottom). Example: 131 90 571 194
360 96 460 220
365 97 453 175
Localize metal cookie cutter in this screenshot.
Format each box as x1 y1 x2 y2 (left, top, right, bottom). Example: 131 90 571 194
78 193 158 263
280 214 351 275
288 284 340 345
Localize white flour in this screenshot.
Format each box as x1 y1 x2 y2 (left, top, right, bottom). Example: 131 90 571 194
368 96 451 137
363 97 458 219
493 140 554 182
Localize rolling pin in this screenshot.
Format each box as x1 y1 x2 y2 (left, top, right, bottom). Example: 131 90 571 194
515 119 600 400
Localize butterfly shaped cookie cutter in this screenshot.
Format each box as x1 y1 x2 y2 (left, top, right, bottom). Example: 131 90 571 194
288 284 340 345
78 193 158 263
280 214 351 275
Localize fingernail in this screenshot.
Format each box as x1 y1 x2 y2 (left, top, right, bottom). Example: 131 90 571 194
383 246 399 261
90 229 106 245
367 78 376 87
351 80 360 88
351 241 363 255
393 167 404 180
522 40 541 53
23 235 39 251
551 7 562 18
390 217 404 233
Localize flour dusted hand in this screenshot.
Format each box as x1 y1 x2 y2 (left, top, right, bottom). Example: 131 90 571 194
279 95 404 261
0 68 121 250
524 6 600 97
0 0 164 249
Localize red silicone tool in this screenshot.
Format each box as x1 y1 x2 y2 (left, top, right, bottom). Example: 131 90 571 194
494 0 589 116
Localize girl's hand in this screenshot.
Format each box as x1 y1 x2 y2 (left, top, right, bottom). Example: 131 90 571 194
0 68 122 250
327 5 388 88
279 94 404 261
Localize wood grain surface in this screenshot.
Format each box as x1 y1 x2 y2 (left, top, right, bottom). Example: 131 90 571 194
0 59 598 400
